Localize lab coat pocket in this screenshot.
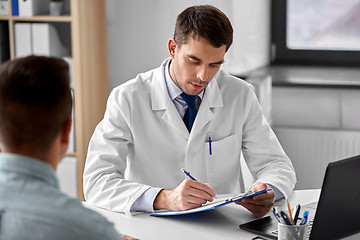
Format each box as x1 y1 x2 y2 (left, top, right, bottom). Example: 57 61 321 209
204 134 241 194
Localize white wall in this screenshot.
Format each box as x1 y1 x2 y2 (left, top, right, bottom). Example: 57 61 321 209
106 0 271 90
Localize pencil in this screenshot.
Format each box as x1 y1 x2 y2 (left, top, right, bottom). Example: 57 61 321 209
287 200 295 225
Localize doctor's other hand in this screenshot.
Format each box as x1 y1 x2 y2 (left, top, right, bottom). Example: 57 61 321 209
153 179 216 211
122 234 139 240
235 182 275 218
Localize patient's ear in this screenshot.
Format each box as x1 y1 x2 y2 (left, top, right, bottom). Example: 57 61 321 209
60 119 72 155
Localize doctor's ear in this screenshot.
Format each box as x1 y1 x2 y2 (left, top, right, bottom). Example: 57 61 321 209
168 38 177 59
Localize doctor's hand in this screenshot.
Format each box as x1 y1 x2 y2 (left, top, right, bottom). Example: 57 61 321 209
121 234 139 240
153 179 216 211
235 182 275 218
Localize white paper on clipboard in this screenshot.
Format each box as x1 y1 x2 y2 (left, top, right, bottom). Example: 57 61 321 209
150 189 271 217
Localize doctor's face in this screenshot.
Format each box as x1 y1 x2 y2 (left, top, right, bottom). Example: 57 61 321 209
168 37 226 96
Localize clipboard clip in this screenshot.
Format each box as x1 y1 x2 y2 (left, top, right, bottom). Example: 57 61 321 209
225 190 256 202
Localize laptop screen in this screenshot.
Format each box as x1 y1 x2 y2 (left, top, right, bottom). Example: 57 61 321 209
309 154 360 239
240 154 360 240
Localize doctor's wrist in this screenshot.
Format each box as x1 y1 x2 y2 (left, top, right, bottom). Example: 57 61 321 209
153 189 170 210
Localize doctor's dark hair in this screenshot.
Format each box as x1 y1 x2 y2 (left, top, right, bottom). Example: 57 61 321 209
174 5 233 51
0 56 72 152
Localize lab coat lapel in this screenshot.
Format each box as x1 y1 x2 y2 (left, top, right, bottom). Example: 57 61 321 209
162 101 189 139
191 77 223 138
151 59 189 139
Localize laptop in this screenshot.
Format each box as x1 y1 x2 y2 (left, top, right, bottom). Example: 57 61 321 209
239 154 360 239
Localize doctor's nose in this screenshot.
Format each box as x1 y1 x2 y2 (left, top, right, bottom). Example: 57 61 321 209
196 65 210 82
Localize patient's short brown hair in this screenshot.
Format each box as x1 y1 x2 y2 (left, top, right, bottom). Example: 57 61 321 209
0 56 72 152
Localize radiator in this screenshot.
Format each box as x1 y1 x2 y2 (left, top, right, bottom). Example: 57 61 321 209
274 127 360 189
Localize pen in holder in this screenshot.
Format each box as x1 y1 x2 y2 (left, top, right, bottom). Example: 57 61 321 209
278 221 309 240
272 204 310 240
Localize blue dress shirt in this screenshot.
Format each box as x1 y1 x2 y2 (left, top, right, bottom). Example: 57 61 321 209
0 153 123 240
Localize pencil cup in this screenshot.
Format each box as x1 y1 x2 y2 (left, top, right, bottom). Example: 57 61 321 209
278 222 309 240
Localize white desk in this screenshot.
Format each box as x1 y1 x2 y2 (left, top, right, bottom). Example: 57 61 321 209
83 189 324 239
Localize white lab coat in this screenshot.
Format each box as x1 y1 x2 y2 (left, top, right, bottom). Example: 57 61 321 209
83 58 296 215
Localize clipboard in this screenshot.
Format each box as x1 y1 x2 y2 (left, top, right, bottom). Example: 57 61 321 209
150 189 271 217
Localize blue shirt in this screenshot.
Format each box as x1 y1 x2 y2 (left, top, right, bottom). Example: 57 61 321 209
0 153 123 240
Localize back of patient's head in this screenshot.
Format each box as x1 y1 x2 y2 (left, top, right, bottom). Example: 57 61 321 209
0 56 72 153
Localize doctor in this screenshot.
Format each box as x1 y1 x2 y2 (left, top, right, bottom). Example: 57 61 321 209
83 5 296 218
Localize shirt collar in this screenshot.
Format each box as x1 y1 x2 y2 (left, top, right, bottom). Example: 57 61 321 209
0 153 59 189
164 59 204 100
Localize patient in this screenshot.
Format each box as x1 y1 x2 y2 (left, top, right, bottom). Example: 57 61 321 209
0 56 134 240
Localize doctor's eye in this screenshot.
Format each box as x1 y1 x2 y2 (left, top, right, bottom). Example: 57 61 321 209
209 63 221 68
190 60 200 65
